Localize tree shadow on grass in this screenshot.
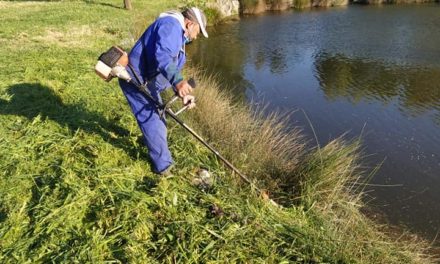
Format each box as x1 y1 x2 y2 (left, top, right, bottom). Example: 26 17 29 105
0 83 158 261
0 81 155 193
82 0 125 9
0 82 148 162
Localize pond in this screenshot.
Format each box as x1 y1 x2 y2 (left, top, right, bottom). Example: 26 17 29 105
188 4 440 239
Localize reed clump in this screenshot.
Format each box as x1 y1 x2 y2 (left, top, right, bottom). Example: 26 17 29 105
184 71 304 190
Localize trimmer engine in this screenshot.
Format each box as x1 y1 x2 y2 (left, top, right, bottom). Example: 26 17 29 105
95 46 130 82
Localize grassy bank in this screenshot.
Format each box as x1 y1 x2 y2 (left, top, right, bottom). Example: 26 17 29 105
0 0 436 263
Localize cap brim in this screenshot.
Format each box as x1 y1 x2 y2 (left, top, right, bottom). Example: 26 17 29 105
200 25 208 38
192 7 208 38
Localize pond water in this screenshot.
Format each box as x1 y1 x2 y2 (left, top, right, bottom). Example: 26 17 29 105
188 4 440 239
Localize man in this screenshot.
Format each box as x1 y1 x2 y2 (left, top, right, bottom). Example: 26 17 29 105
119 7 208 174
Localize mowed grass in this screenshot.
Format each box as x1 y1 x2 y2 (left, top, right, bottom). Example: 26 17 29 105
0 0 436 263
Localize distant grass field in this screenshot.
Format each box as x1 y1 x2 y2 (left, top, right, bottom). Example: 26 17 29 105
0 0 436 263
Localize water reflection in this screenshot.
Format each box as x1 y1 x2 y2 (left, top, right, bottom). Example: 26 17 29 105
253 47 288 74
188 24 252 100
314 53 440 123
188 5 440 238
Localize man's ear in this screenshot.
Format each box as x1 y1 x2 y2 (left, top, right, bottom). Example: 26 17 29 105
189 21 197 28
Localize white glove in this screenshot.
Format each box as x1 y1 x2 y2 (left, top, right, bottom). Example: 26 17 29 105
183 95 196 109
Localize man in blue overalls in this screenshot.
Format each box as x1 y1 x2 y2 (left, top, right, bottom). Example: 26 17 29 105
119 7 208 174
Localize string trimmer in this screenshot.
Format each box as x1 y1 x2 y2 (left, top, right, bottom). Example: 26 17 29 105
95 46 277 205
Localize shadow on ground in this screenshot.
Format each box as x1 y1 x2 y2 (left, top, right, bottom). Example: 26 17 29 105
0 82 148 161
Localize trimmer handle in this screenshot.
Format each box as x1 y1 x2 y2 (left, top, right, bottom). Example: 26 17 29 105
171 77 196 101
161 77 197 119
170 78 196 101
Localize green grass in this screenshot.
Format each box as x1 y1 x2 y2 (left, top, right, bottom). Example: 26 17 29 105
0 0 436 263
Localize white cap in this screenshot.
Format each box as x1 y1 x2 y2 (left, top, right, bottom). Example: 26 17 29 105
183 7 208 38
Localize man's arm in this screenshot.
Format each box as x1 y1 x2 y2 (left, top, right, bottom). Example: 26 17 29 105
153 21 184 88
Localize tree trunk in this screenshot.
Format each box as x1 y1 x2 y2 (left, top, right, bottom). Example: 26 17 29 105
124 0 132 10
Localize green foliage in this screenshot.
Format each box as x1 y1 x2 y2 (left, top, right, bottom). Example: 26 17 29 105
182 0 209 8
294 0 311 9
240 0 261 10
204 7 223 25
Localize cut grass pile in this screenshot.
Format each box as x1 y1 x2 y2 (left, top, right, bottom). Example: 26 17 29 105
0 0 436 263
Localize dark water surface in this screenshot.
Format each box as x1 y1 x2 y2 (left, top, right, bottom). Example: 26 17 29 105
188 4 440 239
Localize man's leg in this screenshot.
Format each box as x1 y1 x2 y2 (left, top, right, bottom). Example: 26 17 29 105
119 79 173 173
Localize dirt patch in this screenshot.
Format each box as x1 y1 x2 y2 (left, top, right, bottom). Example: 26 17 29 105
0 1 47 9
32 25 95 47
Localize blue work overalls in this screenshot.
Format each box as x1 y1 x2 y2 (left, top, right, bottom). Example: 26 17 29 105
119 13 186 173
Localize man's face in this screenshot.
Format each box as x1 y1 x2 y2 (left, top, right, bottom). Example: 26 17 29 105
187 22 200 41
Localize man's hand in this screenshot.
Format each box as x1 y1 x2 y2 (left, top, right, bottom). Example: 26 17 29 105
175 80 193 97
183 95 196 109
